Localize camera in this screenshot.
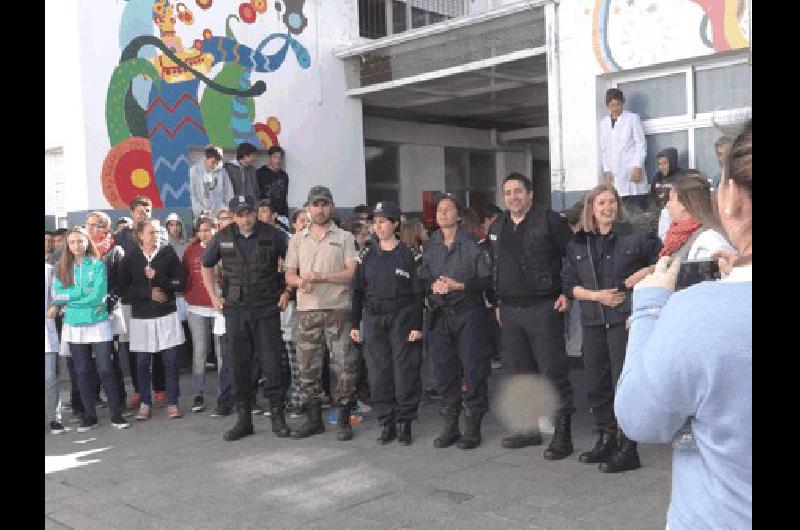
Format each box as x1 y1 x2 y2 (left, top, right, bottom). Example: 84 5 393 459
675 259 720 290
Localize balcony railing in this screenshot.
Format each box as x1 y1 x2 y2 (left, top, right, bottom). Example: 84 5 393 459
359 0 468 39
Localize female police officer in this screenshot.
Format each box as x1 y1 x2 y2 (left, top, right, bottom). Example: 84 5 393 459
350 201 424 445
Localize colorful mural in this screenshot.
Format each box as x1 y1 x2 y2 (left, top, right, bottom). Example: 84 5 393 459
102 0 310 209
590 0 749 73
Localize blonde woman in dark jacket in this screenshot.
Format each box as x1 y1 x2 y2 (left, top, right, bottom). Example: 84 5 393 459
562 184 661 473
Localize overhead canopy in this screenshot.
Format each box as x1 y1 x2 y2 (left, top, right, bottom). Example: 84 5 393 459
337 2 548 132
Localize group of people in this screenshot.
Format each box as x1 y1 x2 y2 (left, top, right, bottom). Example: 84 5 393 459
45 109 751 527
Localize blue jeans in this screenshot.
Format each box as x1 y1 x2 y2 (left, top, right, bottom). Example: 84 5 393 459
187 312 213 397
45 353 61 422
70 341 123 420
135 347 180 406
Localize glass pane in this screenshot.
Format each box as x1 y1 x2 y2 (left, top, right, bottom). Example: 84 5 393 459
618 73 687 120
359 0 387 39
694 127 729 186
392 0 407 34
365 144 398 184
444 148 467 191
469 151 496 190
366 187 399 205
695 64 752 113
645 131 688 184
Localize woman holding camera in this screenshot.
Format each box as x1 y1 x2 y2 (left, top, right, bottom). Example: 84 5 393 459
615 122 751 529
119 219 186 420
561 184 661 473
51 227 129 432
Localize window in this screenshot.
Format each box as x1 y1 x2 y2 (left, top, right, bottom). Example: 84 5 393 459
618 73 687 120
365 142 400 205
358 0 466 39
444 147 496 214
610 53 751 183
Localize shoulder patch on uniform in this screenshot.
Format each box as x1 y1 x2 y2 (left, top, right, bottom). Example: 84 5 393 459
395 268 410 279
489 234 498 241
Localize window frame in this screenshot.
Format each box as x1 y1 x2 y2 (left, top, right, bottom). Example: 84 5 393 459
609 52 751 172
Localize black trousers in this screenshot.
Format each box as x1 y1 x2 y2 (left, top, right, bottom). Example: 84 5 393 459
362 305 422 424
428 305 492 414
499 300 575 417
225 306 286 406
582 323 628 430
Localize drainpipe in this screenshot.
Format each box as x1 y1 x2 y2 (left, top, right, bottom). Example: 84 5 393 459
545 0 566 212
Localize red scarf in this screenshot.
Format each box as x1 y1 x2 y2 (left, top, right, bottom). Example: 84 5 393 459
91 232 115 257
659 218 701 257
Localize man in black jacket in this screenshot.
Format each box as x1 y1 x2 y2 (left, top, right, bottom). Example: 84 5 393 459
256 146 290 229
488 173 576 461
200 195 292 441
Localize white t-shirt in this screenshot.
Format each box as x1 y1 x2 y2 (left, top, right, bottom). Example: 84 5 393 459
685 229 735 261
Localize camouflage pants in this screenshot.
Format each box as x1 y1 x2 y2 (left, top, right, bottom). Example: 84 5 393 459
296 310 359 404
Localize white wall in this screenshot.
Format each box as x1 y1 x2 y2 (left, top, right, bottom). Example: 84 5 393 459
364 116 495 149
399 145 444 211
45 0 88 214
72 0 366 211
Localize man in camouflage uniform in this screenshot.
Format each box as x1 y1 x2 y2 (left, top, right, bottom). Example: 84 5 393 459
285 186 360 441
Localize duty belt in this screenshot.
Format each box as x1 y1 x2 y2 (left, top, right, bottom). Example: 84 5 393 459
426 297 482 330
365 297 414 316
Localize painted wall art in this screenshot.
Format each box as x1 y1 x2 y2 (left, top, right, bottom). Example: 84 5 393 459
102 0 311 209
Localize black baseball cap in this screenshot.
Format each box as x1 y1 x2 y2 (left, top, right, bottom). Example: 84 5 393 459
229 195 256 214
434 192 465 212
368 201 401 221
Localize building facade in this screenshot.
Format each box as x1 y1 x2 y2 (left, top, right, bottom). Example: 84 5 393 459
46 0 751 223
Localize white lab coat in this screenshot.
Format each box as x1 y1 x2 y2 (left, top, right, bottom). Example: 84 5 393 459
599 110 648 197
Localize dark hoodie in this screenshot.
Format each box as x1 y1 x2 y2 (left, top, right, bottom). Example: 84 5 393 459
647 147 680 210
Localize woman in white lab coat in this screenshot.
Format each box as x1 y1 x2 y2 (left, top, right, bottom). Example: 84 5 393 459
599 88 649 213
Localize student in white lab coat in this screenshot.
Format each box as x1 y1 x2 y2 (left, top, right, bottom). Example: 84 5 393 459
599 88 649 213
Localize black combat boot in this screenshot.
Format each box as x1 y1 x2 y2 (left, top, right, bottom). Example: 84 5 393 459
543 413 573 460
396 420 412 445
269 400 291 438
337 400 354 441
578 428 618 464
377 422 397 444
599 430 641 473
457 410 484 450
223 403 254 442
433 404 461 448
501 430 543 449
291 398 325 439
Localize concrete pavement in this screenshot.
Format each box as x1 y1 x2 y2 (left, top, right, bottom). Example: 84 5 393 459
45 366 672 529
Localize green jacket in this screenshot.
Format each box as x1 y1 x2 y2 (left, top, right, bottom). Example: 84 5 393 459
53 257 110 326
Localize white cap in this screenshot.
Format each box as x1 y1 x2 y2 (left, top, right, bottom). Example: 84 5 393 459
166 213 182 224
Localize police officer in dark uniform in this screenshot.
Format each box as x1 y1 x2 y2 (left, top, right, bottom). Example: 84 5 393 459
420 193 493 450
487 173 575 460
200 195 292 441
350 201 424 445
